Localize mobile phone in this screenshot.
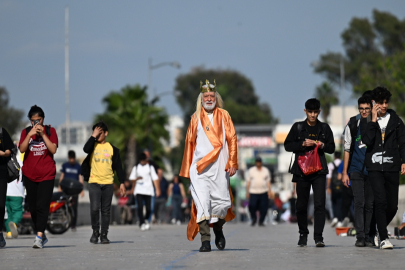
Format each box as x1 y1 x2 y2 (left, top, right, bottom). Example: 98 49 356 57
372 100 380 116
32 119 40 126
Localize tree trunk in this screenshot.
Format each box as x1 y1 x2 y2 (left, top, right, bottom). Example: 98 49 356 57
126 136 137 178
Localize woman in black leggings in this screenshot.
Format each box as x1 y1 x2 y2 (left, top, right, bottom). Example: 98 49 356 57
19 105 58 249
0 127 15 248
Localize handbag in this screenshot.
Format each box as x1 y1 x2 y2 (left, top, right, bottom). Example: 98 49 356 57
298 143 322 176
0 127 21 183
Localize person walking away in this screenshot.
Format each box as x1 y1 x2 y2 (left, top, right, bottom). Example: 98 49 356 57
144 149 159 224
154 168 169 224
284 98 335 247
129 152 161 231
81 121 126 244
179 80 238 252
327 152 341 226
361 87 405 249
0 127 15 248
246 157 272 226
58 150 84 231
341 95 374 247
4 147 24 239
168 175 187 225
19 105 58 249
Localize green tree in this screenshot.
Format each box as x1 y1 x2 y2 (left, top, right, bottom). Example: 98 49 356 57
174 67 278 125
313 10 405 90
95 85 169 177
314 82 339 122
0 86 24 138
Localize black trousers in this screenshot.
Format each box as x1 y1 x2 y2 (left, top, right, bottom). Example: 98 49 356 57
88 183 114 233
71 195 78 228
24 176 54 233
136 194 151 227
0 166 7 228
249 192 268 224
295 174 326 241
341 185 353 222
349 172 374 239
368 171 399 241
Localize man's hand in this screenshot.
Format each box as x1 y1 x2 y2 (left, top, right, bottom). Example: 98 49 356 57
226 167 237 177
246 193 250 199
401 164 405 175
342 174 350 188
268 191 273 200
302 139 317 147
371 102 380 122
92 127 103 139
326 187 331 195
80 190 85 198
155 189 161 198
119 184 126 197
398 223 405 230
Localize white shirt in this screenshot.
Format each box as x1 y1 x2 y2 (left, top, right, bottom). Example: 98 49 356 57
377 112 390 144
326 159 341 179
129 163 158 196
247 166 270 194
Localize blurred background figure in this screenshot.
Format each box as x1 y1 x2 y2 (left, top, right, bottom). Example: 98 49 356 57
58 150 84 231
4 144 24 239
327 152 341 227
167 174 187 225
154 168 169 224
246 157 272 226
117 180 134 225
144 149 159 224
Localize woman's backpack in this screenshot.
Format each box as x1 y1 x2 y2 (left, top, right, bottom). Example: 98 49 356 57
0 128 21 183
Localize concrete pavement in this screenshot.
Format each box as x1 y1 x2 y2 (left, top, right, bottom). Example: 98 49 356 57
1 223 404 270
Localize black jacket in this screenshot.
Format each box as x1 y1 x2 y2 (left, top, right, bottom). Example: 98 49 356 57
360 109 405 172
81 137 125 184
284 120 335 176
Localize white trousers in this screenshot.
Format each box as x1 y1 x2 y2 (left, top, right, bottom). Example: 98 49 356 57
190 163 231 224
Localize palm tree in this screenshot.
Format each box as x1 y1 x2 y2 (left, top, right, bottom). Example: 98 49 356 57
95 85 169 177
315 81 339 123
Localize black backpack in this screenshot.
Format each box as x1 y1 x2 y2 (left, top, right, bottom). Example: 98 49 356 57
330 162 342 193
0 128 21 183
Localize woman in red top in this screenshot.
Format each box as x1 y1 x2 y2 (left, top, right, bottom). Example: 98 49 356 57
19 105 58 249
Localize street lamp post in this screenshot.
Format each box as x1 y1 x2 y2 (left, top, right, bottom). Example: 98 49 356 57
311 56 346 127
148 58 181 100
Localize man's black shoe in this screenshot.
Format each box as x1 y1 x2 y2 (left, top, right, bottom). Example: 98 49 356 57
297 234 307 247
315 240 325 247
199 240 211 252
251 219 257 226
258 222 266 227
355 238 365 247
365 236 376 247
213 229 226 250
90 230 100 244
100 232 110 244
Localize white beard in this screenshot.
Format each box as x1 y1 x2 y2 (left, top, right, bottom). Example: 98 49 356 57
202 100 216 111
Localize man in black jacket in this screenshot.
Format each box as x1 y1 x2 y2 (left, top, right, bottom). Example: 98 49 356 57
284 98 335 247
361 87 405 249
81 121 126 244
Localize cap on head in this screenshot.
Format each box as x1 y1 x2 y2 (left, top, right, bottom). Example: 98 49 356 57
200 79 217 93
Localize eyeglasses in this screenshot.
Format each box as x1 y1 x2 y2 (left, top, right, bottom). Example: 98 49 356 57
358 107 371 112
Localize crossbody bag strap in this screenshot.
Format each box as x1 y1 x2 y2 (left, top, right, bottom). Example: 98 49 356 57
288 122 303 173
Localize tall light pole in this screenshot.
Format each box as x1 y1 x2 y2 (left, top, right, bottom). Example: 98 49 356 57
65 6 70 147
311 56 346 127
148 58 181 100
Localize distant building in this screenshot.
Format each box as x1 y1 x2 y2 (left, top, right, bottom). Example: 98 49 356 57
164 115 184 150
56 121 92 145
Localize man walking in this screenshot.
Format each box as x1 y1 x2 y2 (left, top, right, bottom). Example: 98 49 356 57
59 150 84 231
361 87 405 249
341 95 374 247
284 98 335 247
246 157 272 226
180 80 238 252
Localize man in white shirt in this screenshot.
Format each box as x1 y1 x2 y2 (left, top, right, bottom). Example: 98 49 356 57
129 152 160 231
326 152 341 227
246 157 272 226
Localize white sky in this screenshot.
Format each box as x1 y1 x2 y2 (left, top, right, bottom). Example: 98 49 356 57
1 0 404 125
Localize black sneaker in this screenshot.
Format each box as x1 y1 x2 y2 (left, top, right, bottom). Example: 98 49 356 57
199 240 211 252
100 232 110 244
297 234 307 247
90 230 100 244
315 240 325 247
365 236 376 247
251 219 257 227
355 238 365 247
213 229 226 250
0 233 6 248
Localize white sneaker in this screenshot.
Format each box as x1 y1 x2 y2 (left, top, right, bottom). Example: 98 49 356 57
336 222 343 228
140 224 147 231
374 232 380 247
342 217 350 227
330 218 338 227
171 218 176 224
145 223 151 230
176 220 181 226
32 237 43 249
380 239 393 249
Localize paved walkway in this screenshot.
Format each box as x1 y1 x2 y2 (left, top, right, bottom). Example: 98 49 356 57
1 223 404 269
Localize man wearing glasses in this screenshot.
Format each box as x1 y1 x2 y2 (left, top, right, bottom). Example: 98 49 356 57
341 93 374 247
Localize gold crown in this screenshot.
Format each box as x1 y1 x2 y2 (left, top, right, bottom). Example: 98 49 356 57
200 79 216 93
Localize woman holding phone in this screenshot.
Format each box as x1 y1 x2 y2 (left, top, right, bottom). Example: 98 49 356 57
0 127 14 248
19 105 58 249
